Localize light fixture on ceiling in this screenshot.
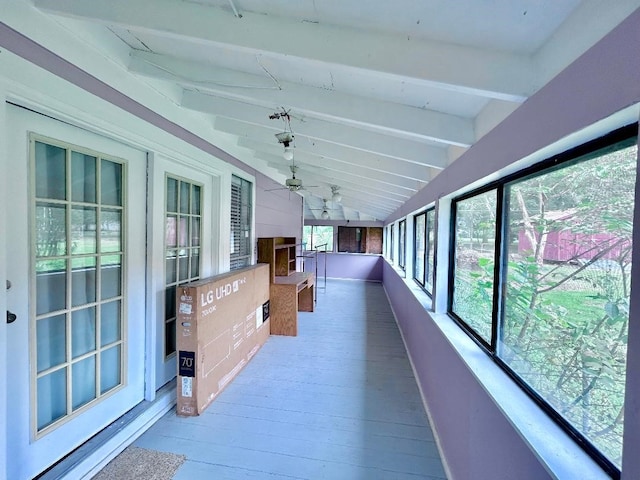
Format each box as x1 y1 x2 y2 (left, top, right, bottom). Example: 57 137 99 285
321 209 330 220
283 145 294 161
331 185 342 203
275 131 294 161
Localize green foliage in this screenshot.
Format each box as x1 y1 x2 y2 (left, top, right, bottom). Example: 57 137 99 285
456 142 637 466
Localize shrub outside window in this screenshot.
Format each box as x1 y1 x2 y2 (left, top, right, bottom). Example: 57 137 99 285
389 224 394 262
414 208 436 295
426 209 436 293
303 225 333 251
398 219 406 270
414 213 426 284
449 127 637 474
451 189 497 344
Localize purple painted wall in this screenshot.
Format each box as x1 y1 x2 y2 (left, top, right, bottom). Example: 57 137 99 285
255 173 303 242
303 253 382 281
383 9 640 480
384 263 549 479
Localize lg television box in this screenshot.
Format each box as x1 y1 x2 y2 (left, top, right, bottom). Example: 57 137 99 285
176 263 270 416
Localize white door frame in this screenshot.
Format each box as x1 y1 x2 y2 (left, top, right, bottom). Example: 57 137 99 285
146 152 221 394
0 86 9 480
4 104 148 480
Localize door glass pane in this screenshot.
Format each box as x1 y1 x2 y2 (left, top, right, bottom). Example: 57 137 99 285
72 356 96 409
191 218 200 247
178 255 189 281
37 314 66 372
35 142 66 200
101 255 121 300
33 138 126 432
72 307 96 358
165 320 176 356
72 257 97 307
166 177 178 212
165 251 177 284
101 160 122 206
165 286 176 320
37 369 67 430
178 218 188 247
192 185 201 215
179 181 190 214
35 203 67 257
191 249 200 278
100 210 121 253
100 345 121 394
165 176 202 358
71 207 97 254
166 216 177 248
36 260 67 315
101 300 121 346
71 152 97 203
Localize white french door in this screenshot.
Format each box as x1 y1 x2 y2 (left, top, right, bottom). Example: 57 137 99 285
4 105 147 480
149 155 216 390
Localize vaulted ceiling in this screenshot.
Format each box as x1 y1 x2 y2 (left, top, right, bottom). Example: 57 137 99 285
32 0 640 221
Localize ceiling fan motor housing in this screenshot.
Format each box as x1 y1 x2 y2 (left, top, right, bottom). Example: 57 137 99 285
286 177 303 189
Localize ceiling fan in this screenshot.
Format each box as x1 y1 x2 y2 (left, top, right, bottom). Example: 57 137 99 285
309 198 339 219
267 161 318 193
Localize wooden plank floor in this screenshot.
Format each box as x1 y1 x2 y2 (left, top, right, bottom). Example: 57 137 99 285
133 279 447 479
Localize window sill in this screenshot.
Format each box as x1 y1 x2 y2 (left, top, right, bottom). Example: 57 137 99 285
392 267 611 480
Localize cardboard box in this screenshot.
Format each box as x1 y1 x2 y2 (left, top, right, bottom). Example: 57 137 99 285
176 263 270 416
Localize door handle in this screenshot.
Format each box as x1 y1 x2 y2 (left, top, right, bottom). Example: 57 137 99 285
6 311 16 324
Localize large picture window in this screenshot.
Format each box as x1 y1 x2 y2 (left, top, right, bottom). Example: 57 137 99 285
230 175 252 270
303 225 333 251
448 126 637 473
337 227 382 254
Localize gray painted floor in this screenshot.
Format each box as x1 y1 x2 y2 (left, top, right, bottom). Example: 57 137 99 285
133 279 447 479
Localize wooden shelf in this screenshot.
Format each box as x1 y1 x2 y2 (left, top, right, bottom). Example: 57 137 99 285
257 237 314 336
258 237 297 282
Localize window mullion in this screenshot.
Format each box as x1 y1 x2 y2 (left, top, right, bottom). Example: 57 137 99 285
492 185 508 354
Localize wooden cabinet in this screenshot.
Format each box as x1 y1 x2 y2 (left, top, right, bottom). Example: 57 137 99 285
270 272 315 336
257 236 297 282
257 237 314 336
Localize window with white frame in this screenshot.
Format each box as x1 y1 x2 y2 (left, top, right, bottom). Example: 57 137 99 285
449 125 637 475
230 175 252 270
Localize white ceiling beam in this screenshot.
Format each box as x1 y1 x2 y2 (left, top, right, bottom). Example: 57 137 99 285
259 152 418 199
239 138 431 186
34 0 534 101
263 158 408 206
131 52 475 146
182 89 473 147
215 117 449 169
